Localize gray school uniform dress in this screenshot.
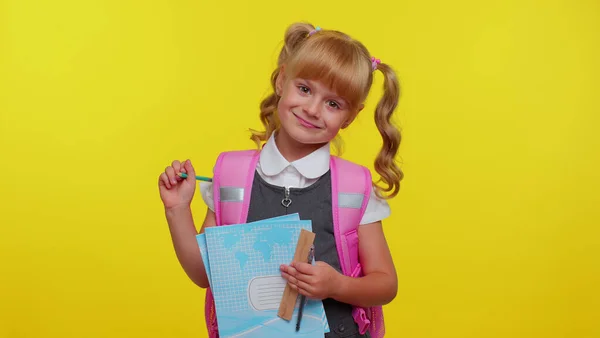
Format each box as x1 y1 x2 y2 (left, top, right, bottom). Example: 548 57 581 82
246 171 371 338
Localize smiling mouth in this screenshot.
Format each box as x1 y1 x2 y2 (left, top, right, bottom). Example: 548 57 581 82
293 113 321 129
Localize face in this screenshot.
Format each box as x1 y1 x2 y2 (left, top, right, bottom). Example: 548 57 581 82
276 71 354 147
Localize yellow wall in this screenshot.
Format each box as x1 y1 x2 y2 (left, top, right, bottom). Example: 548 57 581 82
1 1 598 337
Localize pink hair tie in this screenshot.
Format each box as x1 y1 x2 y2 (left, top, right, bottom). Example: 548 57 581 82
371 57 381 71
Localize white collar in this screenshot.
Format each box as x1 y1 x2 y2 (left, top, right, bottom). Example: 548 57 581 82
259 133 331 179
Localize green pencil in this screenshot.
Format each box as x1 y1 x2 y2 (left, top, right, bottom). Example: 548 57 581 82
177 173 213 182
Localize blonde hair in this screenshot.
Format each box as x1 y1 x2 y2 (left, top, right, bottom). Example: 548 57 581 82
250 23 403 199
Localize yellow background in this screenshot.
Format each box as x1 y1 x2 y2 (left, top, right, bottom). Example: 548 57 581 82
1 0 599 337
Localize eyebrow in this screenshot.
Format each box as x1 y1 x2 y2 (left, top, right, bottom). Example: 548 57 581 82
304 79 348 107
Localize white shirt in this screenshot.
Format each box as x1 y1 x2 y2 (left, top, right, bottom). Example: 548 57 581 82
199 134 391 225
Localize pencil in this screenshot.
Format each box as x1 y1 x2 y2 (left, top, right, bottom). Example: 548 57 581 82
177 173 213 182
296 246 315 332
296 295 306 331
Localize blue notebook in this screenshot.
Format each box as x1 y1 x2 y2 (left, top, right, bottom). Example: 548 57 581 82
196 214 329 337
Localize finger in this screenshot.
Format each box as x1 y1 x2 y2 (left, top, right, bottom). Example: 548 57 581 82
295 279 315 295
293 270 313 283
165 166 177 185
287 282 299 291
280 264 298 278
292 261 315 275
286 281 313 298
159 172 171 189
171 160 185 182
280 271 297 285
172 160 181 173
296 285 315 299
184 160 196 183
282 264 313 284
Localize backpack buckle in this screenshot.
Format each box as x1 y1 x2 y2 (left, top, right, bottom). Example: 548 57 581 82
352 307 371 335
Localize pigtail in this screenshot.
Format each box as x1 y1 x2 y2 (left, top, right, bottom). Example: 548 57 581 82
250 69 280 147
250 23 316 147
372 63 403 199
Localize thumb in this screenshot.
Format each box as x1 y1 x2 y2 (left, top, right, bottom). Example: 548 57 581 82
184 160 196 183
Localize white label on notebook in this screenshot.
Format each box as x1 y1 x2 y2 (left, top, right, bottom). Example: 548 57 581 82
247 275 287 311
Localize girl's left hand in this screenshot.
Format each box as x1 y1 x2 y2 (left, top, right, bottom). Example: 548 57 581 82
280 261 341 300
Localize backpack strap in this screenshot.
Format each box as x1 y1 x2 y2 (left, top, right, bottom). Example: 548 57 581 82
330 156 385 338
204 149 260 338
330 156 371 275
212 149 260 226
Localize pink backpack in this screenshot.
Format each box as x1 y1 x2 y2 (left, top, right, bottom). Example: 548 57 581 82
204 149 385 338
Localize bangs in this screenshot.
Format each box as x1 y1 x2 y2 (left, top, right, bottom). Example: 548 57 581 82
287 34 372 110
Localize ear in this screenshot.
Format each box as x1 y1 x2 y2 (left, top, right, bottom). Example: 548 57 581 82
342 116 355 129
342 104 364 129
275 65 286 96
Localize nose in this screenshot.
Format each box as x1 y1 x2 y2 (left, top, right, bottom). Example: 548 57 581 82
303 97 320 118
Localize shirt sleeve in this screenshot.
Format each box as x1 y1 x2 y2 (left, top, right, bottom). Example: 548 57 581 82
359 185 391 225
199 181 215 212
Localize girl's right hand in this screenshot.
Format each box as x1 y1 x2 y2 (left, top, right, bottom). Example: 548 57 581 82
159 159 197 210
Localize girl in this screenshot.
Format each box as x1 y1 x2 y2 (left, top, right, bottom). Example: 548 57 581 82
159 22 403 338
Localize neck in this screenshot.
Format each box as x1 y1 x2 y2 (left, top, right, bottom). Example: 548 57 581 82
274 129 326 162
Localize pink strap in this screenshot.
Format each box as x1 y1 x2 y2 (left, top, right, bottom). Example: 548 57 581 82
213 150 260 226
330 156 371 275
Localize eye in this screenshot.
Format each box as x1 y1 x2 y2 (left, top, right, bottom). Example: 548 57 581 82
327 100 340 109
298 85 310 94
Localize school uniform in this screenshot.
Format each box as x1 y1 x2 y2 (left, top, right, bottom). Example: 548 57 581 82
200 133 390 338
